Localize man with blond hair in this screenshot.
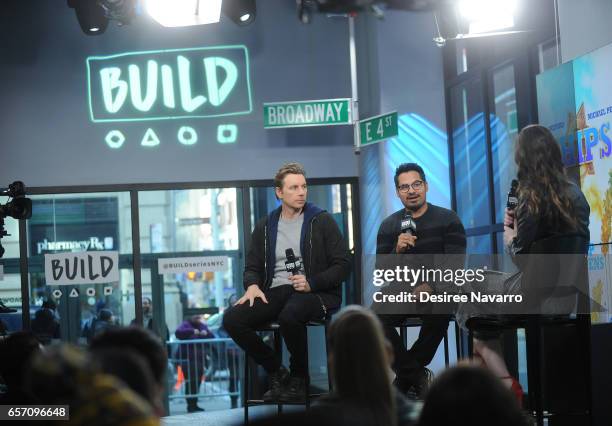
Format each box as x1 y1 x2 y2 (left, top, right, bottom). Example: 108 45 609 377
223 162 349 402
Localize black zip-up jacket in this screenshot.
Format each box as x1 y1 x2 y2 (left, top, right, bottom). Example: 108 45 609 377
243 202 350 304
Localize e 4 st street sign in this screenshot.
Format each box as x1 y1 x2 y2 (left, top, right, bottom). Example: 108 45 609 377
263 98 352 129
358 111 398 146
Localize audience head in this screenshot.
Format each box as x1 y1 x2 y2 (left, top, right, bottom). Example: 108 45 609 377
418 366 527 426
90 326 167 392
41 299 57 311
25 345 158 426
90 327 168 417
0 332 42 397
327 305 395 426
90 348 160 415
189 314 204 325
98 308 114 322
142 297 152 315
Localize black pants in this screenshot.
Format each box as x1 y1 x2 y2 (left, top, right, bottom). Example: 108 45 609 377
379 311 450 384
180 359 203 408
223 285 332 376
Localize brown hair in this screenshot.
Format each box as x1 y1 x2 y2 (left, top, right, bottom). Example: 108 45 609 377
514 124 577 230
328 305 396 426
274 162 306 189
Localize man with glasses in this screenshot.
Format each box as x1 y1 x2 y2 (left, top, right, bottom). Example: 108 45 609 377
375 163 466 398
223 162 349 402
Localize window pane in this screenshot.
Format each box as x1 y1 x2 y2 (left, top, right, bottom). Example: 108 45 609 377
139 188 239 254
451 79 491 228
538 39 560 73
26 193 133 345
0 206 20 258
0 208 20 315
456 40 468 75
467 234 491 254
138 188 243 415
491 64 519 224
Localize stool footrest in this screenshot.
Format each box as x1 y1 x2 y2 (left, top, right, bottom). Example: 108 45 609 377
246 394 327 406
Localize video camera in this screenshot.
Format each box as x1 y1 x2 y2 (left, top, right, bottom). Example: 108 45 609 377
0 181 32 258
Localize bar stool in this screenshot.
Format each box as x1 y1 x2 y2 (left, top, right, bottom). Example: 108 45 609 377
243 316 334 425
466 315 592 425
398 316 456 367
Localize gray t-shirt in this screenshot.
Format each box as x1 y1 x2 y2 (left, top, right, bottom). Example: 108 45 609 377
270 214 304 288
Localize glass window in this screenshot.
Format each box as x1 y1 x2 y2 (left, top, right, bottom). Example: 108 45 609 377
26 193 133 345
466 234 492 269
0 208 21 318
139 188 239 254
138 187 241 318
456 40 468 75
451 78 491 229
491 63 519 224
538 38 560 73
249 183 354 250
0 204 20 258
467 234 492 254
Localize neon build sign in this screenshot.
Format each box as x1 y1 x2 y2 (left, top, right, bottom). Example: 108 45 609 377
86 45 252 148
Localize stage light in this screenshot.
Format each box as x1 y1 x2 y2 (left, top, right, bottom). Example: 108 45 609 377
68 0 109 35
458 0 518 34
143 0 223 27
223 0 256 26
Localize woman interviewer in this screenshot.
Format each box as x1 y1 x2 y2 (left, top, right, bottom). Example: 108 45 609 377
472 124 590 404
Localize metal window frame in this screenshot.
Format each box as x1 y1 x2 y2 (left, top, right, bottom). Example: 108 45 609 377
16 176 361 327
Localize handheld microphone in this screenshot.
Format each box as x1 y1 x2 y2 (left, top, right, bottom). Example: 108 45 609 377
285 248 302 275
506 179 519 229
400 212 417 236
507 179 518 210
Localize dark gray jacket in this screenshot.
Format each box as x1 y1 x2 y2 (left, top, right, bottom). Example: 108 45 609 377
243 202 350 304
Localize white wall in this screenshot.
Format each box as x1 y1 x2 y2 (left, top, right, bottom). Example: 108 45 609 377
559 0 612 62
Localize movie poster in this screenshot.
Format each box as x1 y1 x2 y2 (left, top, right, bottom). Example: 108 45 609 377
537 43 612 322
573 43 612 252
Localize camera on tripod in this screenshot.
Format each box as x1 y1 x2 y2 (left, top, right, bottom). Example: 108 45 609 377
0 181 33 259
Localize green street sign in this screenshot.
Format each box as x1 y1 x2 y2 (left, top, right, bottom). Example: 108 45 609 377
359 111 398 146
263 98 352 129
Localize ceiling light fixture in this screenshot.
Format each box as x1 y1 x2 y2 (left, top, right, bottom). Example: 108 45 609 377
223 0 256 26
143 0 223 27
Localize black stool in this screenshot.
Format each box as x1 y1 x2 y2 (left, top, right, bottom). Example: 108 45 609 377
243 318 333 424
466 315 592 426
398 317 457 367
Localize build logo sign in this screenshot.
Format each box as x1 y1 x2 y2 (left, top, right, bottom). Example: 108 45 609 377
87 45 252 149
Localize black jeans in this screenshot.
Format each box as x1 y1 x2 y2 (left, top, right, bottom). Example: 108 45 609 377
379 310 450 384
223 285 333 376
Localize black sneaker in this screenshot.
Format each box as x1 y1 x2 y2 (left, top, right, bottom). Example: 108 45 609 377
395 367 433 400
186 397 204 412
262 366 289 401
280 376 307 402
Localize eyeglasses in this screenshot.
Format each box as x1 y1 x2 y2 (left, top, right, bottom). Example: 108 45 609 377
397 180 424 193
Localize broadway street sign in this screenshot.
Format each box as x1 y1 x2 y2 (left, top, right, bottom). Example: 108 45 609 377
263 98 351 129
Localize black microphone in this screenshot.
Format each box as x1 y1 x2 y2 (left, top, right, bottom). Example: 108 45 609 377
400 212 417 236
506 179 519 229
285 248 302 275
